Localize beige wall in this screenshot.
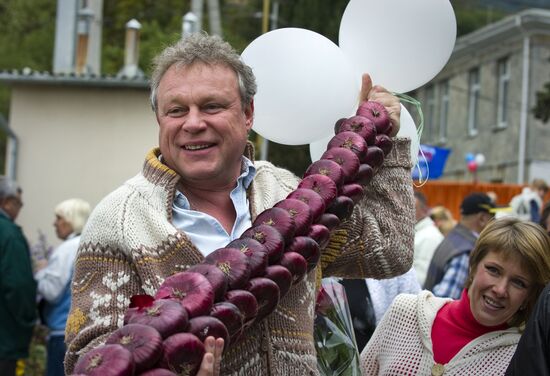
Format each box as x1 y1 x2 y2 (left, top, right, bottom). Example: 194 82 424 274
8 84 157 248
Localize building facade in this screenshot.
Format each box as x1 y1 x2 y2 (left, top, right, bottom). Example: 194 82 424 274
412 8 550 184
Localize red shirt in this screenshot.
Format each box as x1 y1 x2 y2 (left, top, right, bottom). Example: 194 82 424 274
431 289 508 364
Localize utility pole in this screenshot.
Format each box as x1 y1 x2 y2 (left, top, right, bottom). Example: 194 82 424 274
207 0 222 36
191 0 203 32
258 0 280 161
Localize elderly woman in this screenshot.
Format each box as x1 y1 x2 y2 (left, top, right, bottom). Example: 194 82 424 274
360 217 550 375
35 198 91 376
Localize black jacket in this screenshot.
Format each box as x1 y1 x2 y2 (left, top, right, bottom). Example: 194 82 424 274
506 283 550 375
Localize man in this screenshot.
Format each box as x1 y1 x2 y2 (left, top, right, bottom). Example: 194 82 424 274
510 178 549 223
413 191 443 286
0 177 37 376
65 33 414 375
424 192 496 299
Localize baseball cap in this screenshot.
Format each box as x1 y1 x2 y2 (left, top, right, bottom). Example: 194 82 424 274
460 193 498 215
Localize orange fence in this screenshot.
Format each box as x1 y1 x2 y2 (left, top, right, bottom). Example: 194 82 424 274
413 181 549 220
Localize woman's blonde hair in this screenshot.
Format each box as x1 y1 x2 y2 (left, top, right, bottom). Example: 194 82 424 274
54 198 91 235
465 217 550 327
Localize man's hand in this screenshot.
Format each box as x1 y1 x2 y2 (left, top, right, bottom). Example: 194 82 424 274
359 73 401 137
197 336 224 376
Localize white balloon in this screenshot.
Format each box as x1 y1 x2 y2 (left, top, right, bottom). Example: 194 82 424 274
475 153 486 166
396 104 419 165
339 0 457 93
242 28 359 145
309 133 334 163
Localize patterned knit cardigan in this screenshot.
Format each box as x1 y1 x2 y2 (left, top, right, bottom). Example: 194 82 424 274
360 291 521 376
65 139 414 375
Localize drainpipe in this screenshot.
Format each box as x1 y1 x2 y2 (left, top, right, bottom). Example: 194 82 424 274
517 15 530 184
0 114 18 180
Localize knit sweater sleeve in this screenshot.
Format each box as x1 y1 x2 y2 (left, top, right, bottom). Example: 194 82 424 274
321 138 414 279
64 185 149 373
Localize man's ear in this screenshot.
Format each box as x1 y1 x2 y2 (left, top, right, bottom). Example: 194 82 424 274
244 99 254 131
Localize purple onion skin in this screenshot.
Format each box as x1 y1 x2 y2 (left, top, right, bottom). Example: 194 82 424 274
161 333 205 376
204 247 251 290
139 369 177 376
326 196 355 221
308 224 331 249
155 271 215 319
187 316 230 346
226 238 269 278
298 174 338 208
241 224 285 264
286 188 326 223
252 207 297 245
356 100 392 135
274 198 313 236
285 236 321 272
186 264 229 302
124 298 189 339
355 164 375 186
375 134 393 156
339 183 364 204
224 289 259 327
339 115 377 146
321 147 361 184
334 117 347 133
279 251 308 285
327 131 368 163
316 213 341 231
105 323 163 374
73 344 135 376
210 301 245 342
247 277 280 322
264 265 293 299
304 159 345 188
363 146 385 171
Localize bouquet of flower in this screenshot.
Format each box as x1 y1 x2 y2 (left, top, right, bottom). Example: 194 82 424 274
314 277 361 376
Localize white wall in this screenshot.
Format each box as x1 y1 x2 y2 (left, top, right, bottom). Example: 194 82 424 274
9 84 157 248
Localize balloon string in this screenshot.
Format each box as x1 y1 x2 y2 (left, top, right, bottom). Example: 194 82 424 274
393 92 429 188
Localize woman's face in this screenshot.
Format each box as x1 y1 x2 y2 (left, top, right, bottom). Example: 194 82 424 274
468 250 532 327
54 215 73 240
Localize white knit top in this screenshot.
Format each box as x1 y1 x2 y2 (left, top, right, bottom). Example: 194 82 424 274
360 291 521 376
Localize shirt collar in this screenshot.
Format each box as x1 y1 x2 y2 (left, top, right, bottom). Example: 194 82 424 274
173 156 256 210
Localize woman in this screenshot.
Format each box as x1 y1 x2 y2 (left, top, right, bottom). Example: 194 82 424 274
360 217 550 375
35 198 91 376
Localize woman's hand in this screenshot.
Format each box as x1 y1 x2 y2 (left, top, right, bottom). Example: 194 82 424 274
359 73 401 137
197 336 224 376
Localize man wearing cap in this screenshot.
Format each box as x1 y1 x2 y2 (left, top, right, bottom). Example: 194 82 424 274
424 192 497 299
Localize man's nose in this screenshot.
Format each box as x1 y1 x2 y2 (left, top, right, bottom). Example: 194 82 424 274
182 108 206 133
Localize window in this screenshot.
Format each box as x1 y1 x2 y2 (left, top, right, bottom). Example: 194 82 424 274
497 57 509 128
467 67 480 136
425 85 436 140
439 80 450 142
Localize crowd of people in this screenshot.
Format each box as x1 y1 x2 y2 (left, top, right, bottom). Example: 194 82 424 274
0 33 549 376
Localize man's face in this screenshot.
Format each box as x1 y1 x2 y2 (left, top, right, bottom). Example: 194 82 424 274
155 63 253 188
1 192 23 221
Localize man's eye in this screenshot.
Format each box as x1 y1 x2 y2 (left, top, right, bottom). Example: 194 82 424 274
167 108 185 116
204 103 223 113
